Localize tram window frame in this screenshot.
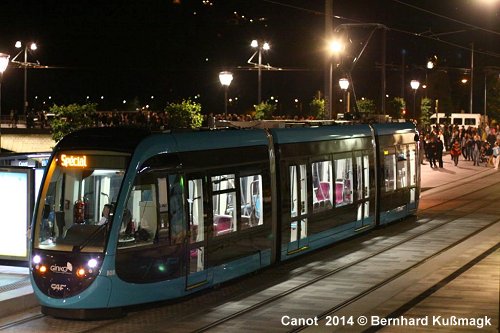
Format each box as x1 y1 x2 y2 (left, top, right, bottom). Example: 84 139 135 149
187 178 205 244
396 144 408 190
211 174 238 236
239 174 264 230
311 159 333 213
383 148 397 192
119 171 159 247
333 155 354 207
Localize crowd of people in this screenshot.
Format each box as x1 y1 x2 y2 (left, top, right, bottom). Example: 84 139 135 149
421 123 500 170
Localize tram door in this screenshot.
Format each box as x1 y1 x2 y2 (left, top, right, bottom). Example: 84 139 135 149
288 164 309 253
185 177 209 290
355 154 371 229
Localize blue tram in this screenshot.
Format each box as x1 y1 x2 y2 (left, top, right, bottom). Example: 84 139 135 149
29 122 420 319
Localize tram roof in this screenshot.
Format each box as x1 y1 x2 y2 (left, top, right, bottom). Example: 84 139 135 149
270 124 373 144
56 127 151 153
370 122 417 136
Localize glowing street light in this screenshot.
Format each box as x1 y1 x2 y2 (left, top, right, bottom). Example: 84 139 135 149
219 71 233 116
339 78 350 114
328 39 343 54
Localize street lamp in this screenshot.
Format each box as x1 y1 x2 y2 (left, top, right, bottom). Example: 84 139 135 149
338 78 350 114
0 53 10 152
12 41 37 115
327 38 344 119
219 71 233 117
250 40 270 104
410 80 420 119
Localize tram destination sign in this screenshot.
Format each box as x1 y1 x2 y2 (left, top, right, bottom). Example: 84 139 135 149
59 154 88 168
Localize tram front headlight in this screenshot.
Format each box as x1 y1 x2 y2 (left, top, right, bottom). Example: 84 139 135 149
32 255 41 265
39 265 47 274
87 258 98 269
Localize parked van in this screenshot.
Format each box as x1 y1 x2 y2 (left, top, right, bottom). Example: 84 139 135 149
430 113 482 128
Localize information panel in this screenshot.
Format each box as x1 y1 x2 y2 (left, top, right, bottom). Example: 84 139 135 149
0 168 33 260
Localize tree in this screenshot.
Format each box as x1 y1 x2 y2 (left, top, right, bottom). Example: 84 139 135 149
254 102 276 120
50 103 97 142
356 99 376 115
387 97 406 119
165 99 203 129
309 97 325 119
419 97 433 129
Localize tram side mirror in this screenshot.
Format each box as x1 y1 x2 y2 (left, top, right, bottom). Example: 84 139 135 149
414 134 419 142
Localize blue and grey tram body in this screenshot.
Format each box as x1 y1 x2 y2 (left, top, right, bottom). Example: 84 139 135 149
29 123 420 319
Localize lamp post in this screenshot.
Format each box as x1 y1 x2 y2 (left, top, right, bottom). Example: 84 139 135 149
250 40 270 104
410 80 420 119
338 78 350 114
12 41 37 115
219 71 233 117
0 53 10 152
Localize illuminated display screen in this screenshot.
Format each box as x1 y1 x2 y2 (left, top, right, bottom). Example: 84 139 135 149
59 154 88 168
0 169 30 259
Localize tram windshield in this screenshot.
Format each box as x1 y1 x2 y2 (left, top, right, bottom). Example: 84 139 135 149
33 151 129 252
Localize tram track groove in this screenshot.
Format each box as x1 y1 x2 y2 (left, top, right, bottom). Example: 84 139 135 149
0 314 45 331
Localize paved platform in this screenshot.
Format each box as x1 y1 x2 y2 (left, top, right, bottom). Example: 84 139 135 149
0 153 497 319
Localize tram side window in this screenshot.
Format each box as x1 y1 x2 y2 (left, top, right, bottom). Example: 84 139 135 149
121 180 158 245
212 174 237 236
312 161 333 212
168 174 185 244
396 145 408 189
384 153 396 192
188 179 204 243
334 157 353 207
240 175 263 230
157 177 170 244
290 165 308 217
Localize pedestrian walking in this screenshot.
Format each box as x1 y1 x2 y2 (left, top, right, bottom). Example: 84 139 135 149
450 139 461 166
436 136 444 168
471 135 481 166
493 141 500 170
427 137 438 168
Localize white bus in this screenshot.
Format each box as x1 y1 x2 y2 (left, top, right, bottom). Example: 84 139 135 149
430 113 482 128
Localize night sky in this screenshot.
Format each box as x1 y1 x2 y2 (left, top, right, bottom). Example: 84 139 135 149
0 0 499 114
